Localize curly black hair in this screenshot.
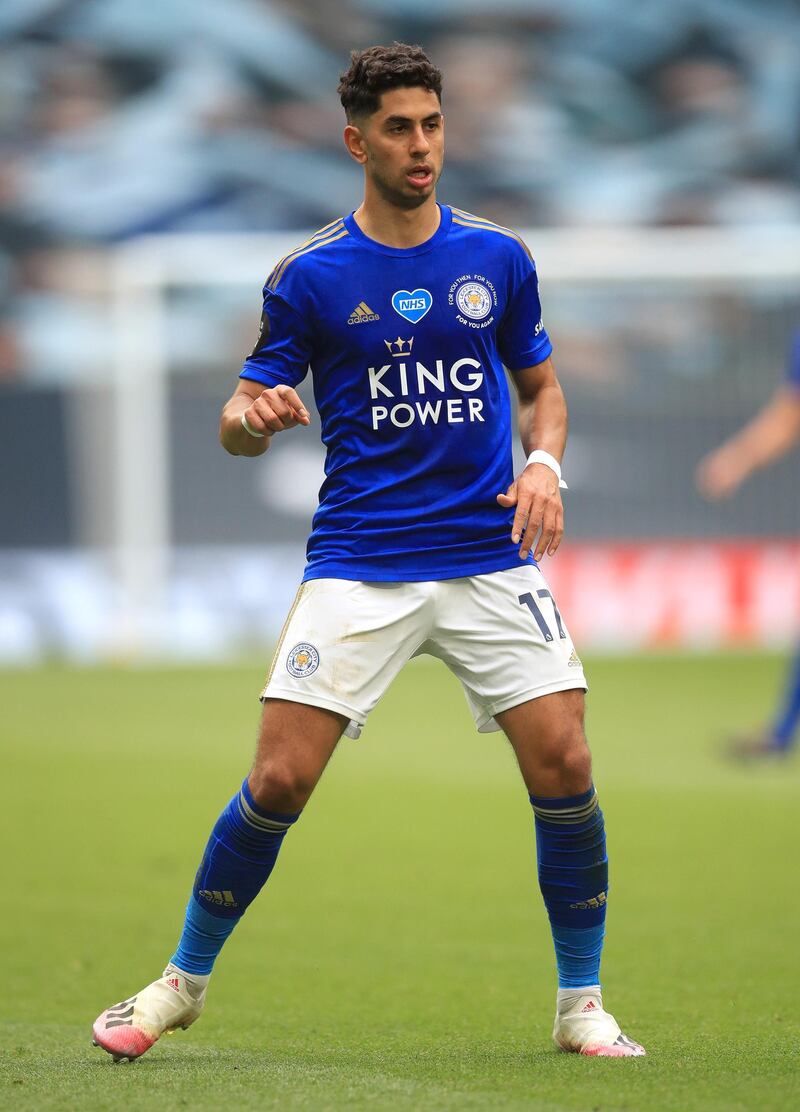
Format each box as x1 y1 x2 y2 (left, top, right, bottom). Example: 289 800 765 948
338 43 442 122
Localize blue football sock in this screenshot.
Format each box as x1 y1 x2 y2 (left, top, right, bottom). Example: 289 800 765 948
529 786 607 989
171 779 300 975
771 643 800 751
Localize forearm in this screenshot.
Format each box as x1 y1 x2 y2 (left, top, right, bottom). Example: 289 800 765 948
499 363 568 561
697 387 800 499
518 380 568 462
723 392 800 473
219 392 271 457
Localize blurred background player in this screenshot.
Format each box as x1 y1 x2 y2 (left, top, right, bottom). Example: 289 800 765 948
91 42 644 1062
696 329 800 758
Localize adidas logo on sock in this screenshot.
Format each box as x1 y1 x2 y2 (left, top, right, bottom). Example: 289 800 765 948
166 976 181 992
581 1000 598 1013
198 889 238 908
569 890 607 911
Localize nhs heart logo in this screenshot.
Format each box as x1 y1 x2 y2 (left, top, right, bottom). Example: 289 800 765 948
391 288 432 324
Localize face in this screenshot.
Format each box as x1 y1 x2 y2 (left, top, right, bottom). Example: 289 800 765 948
346 86 444 209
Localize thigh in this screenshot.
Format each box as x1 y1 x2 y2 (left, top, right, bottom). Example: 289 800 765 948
261 578 432 738
431 564 587 734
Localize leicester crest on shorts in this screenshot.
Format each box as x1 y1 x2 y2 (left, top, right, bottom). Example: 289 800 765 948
286 642 320 678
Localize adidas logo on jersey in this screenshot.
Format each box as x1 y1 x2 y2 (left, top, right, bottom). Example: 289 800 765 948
348 302 380 325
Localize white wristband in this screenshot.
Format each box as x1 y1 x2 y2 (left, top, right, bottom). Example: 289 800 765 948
526 449 568 489
241 413 265 439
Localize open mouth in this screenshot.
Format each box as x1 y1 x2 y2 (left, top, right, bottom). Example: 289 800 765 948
406 165 433 188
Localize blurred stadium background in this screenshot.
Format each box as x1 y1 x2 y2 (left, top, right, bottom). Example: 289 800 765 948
3 6 800 1108
1 0 799 662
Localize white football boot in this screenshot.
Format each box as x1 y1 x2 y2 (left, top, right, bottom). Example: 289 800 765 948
92 963 209 1062
553 986 646 1057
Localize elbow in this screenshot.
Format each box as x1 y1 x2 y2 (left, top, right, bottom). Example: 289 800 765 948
219 412 240 456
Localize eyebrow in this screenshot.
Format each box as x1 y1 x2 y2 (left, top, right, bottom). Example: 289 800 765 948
383 112 443 126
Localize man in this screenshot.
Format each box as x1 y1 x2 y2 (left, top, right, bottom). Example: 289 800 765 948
696 330 800 757
93 43 644 1061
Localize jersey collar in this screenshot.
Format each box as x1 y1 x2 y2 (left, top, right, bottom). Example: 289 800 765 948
343 204 452 257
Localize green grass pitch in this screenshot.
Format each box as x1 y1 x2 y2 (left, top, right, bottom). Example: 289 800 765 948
1 652 798 1111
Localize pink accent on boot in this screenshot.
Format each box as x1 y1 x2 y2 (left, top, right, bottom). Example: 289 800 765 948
92 1012 157 1060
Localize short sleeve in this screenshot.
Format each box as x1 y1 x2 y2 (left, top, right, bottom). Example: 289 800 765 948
785 330 800 391
239 287 311 388
497 259 553 372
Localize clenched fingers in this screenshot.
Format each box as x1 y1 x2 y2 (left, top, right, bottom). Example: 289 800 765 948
246 386 310 435
273 385 311 425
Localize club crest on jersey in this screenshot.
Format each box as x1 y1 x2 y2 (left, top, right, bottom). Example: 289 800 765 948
449 274 497 329
286 643 319 678
391 288 432 324
456 281 492 320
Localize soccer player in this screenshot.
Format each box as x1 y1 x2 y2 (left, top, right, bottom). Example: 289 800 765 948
93 44 644 1061
696 329 800 758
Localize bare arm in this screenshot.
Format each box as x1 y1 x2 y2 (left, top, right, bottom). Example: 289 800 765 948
497 356 568 561
696 387 800 499
219 379 310 458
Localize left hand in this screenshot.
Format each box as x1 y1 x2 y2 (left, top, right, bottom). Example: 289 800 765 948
497 463 564 561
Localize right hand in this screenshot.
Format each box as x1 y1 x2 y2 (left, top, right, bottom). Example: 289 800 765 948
243 385 311 436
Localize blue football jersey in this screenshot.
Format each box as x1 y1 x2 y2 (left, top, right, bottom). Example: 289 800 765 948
240 204 553 582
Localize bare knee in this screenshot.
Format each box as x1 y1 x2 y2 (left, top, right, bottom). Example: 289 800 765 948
537 726 592 795
248 760 317 813
247 699 345 813
501 690 593 797
249 725 321 813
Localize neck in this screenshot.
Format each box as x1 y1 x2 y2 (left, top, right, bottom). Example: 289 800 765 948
353 188 441 248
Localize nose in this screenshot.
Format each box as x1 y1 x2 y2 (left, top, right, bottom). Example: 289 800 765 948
409 125 431 157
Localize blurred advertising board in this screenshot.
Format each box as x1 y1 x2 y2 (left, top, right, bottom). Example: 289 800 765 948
546 541 800 651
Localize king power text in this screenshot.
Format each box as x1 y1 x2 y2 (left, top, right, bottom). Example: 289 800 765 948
368 357 486 430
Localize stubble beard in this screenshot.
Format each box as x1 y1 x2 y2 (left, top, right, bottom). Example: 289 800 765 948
369 160 440 211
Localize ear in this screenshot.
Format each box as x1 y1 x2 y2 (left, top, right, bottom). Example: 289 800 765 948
343 123 368 165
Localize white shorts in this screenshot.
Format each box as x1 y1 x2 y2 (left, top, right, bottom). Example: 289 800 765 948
261 565 587 739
